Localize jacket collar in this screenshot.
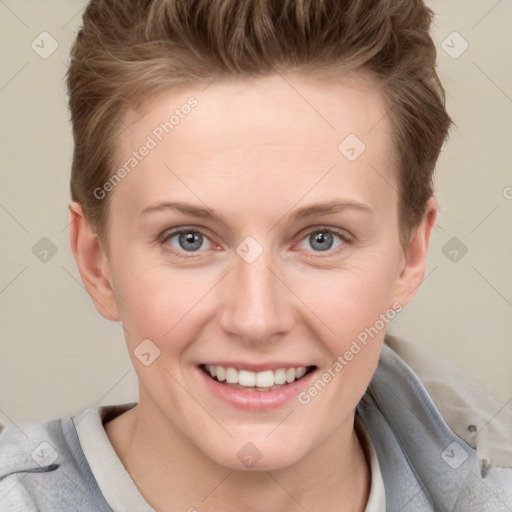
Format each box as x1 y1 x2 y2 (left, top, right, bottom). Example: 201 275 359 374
357 343 511 511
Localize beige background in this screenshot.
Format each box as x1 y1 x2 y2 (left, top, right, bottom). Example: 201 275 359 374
0 0 511 424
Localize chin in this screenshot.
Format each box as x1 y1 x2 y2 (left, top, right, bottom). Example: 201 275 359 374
199 433 311 472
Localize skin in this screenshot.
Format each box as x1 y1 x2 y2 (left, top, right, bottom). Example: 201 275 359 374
69 72 436 512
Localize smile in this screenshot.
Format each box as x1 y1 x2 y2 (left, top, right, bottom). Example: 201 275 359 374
200 364 316 391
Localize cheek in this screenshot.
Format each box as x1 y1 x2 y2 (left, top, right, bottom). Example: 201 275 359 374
111 256 219 355
299 253 399 352
295 262 397 419
111 237 400 356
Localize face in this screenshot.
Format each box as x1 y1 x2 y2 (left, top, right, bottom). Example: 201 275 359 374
85 73 426 470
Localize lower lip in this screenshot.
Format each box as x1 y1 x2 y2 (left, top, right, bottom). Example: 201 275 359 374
198 367 316 411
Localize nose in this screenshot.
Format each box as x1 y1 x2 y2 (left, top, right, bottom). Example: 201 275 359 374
218 248 295 346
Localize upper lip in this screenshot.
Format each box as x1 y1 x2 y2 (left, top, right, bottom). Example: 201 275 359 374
200 362 315 372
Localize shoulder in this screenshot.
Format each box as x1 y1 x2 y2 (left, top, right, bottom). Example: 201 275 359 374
357 334 512 511
385 333 512 467
0 411 111 511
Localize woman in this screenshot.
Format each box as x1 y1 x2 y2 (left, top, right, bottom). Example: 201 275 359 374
1 0 511 510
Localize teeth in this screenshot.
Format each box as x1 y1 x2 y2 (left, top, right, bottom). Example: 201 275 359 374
203 364 310 388
255 370 274 387
274 368 286 385
239 369 256 387
216 366 226 382
225 367 238 384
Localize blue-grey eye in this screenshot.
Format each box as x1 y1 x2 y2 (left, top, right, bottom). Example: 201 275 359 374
168 231 211 252
298 230 344 252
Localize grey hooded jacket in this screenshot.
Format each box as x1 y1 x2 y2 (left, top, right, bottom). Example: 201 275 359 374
358 338 512 510
1 335 511 511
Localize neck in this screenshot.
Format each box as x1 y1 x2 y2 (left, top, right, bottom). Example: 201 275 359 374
105 400 370 512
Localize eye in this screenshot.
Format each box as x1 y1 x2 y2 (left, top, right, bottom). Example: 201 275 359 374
164 229 213 253
297 228 347 252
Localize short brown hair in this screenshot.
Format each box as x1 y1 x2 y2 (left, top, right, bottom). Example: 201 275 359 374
67 0 453 250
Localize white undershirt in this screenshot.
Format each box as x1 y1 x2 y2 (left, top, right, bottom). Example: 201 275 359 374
74 405 386 512
355 414 387 511
74 405 154 512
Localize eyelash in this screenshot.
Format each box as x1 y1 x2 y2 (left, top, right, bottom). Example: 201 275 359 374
159 226 352 260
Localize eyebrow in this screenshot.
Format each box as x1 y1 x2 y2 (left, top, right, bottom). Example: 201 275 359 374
139 199 373 222
291 200 373 220
140 201 223 222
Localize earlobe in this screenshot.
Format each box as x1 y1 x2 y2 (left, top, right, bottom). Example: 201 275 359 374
392 196 438 308
68 202 120 322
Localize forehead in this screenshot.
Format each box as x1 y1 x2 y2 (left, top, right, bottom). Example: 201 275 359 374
112 73 397 220
124 72 390 151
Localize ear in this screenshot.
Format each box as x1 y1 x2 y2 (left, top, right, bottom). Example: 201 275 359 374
68 202 120 321
391 196 438 308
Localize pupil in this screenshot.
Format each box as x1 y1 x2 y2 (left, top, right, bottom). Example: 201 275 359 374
179 232 202 251
311 231 333 251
